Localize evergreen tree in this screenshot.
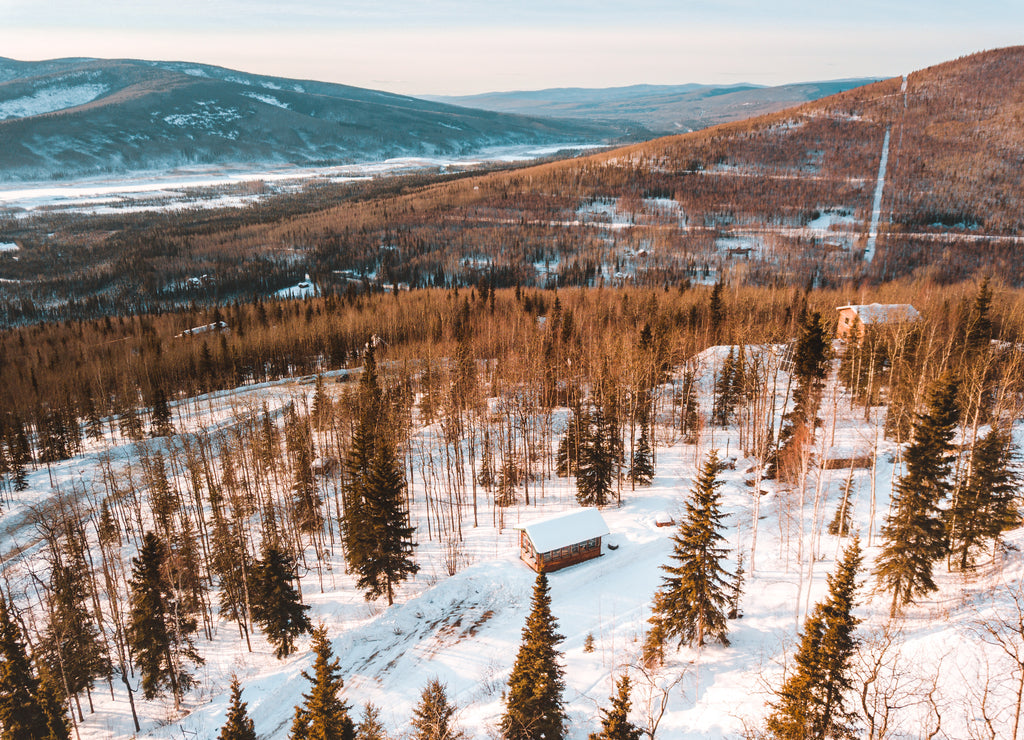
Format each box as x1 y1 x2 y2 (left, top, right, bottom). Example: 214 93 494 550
827 469 855 538
343 347 385 576
577 404 616 507
410 678 464 740
83 395 104 442
772 311 831 480
251 545 311 658
679 370 699 444
555 409 586 478
501 572 567 740
355 702 388 740
351 439 419 605
311 374 332 430
588 675 642 740
150 385 174 437
36 663 71 740
477 432 495 490
41 561 111 714
628 425 654 486
218 675 257 740
947 427 1019 570
495 456 518 508
766 539 862 740
708 281 725 338
648 450 731 649
289 625 355 740
875 374 959 615
712 348 737 426
209 509 251 627
127 532 203 704
0 594 49 740
287 409 323 535
962 276 994 360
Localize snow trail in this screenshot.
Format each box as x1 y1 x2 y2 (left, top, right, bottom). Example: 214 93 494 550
864 128 890 263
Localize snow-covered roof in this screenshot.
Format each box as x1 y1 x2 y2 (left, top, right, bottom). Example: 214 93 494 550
837 303 919 324
515 508 610 553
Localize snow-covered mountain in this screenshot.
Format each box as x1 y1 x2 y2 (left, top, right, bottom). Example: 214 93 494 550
0 58 621 181
426 78 880 134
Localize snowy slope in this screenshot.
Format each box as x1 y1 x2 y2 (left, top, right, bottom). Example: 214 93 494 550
1 349 1022 739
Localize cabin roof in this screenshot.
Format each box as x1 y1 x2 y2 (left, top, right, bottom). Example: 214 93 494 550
515 508 609 553
836 303 919 325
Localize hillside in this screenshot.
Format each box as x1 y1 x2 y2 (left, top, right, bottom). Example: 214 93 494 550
427 78 878 134
0 57 623 181
1 48 1023 324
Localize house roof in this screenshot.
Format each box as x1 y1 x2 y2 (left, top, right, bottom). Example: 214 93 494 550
836 303 919 325
515 508 610 553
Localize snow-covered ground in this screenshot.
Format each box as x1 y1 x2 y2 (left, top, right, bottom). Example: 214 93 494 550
275 278 318 299
0 83 108 120
0 143 603 216
865 129 891 263
1 346 1022 739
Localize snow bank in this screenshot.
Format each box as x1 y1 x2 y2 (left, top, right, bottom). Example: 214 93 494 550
0 83 108 120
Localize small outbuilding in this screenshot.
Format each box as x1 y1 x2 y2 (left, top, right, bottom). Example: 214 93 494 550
836 303 919 341
514 508 610 573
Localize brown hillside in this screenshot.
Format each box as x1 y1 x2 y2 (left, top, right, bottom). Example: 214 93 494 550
2 48 1022 325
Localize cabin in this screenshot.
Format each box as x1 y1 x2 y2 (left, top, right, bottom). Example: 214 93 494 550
836 303 919 341
514 508 610 573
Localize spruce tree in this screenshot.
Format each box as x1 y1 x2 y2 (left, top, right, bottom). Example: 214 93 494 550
766 538 862 740
648 450 731 648
286 410 323 536
218 675 257 740
127 532 203 704
356 702 389 740
555 409 586 478
679 370 699 444
343 347 385 576
150 385 174 437
0 594 49 740
83 395 104 442
351 438 419 606
588 675 642 740
36 663 71 740
628 426 655 487
712 347 736 426
251 545 311 658
209 510 251 627
410 678 464 740
875 374 959 615
41 561 111 716
501 572 567 740
947 427 1019 570
577 404 616 507
773 311 831 480
290 625 355 740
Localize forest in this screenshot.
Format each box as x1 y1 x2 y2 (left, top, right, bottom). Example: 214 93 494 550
1 274 1023 738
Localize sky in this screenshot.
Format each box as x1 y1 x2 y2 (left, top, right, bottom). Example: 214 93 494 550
1 1 1022 95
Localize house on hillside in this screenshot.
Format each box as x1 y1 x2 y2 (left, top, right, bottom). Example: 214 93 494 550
515 508 610 573
836 303 920 341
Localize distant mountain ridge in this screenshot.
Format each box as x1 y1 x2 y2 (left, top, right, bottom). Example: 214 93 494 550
0 57 622 181
427 79 880 133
